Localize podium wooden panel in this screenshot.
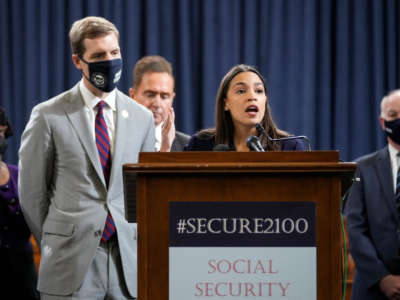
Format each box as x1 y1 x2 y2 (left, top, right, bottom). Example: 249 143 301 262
123 151 356 300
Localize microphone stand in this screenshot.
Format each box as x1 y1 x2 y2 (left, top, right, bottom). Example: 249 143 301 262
255 123 311 151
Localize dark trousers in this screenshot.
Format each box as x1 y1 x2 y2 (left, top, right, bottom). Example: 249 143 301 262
0 247 40 299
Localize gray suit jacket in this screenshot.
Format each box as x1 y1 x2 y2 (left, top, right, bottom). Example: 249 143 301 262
171 130 190 151
344 146 399 299
18 84 155 297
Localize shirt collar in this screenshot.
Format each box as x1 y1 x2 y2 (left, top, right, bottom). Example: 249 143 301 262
79 79 117 111
388 143 399 164
155 123 162 144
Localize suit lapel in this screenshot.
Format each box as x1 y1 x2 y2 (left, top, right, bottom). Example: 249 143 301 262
375 146 397 219
108 91 128 192
62 84 106 187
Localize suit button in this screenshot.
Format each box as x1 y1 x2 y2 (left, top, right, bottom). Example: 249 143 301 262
8 198 16 204
95 230 102 237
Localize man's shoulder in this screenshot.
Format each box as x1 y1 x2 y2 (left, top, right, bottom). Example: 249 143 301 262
33 84 79 113
116 90 152 116
175 131 190 142
355 147 388 167
171 131 190 151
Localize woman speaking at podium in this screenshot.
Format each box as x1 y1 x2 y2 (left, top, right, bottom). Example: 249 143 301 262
185 64 308 152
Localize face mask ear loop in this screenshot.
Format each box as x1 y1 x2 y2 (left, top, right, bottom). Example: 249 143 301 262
77 55 93 86
78 55 89 64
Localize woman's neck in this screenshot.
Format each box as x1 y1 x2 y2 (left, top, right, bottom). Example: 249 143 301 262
233 125 258 152
0 161 10 185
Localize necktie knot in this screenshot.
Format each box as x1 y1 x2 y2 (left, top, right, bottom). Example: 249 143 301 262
97 100 107 111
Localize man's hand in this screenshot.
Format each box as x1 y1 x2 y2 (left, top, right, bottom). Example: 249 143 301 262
380 274 400 299
160 107 175 152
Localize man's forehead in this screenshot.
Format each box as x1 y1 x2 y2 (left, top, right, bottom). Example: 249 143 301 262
386 93 400 108
83 33 119 50
143 72 173 82
140 73 174 89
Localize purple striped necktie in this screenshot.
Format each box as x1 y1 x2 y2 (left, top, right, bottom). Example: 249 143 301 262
95 100 116 242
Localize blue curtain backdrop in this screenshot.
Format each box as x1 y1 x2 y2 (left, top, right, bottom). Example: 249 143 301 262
0 0 399 164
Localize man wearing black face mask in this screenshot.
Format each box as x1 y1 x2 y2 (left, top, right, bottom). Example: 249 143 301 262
19 16 154 300
345 90 400 299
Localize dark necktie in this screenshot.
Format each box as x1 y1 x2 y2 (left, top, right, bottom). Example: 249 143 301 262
396 153 400 211
95 100 115 242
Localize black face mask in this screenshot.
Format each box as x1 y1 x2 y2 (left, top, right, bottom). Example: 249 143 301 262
384 118 400 145
79 57 122 93
0 136 8 156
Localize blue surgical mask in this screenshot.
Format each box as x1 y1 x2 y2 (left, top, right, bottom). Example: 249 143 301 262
80 57 122 93
384 118 400 145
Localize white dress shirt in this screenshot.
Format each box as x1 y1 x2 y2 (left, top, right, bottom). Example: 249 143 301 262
388 143 400 192
79 80 117 154
155 123 162 151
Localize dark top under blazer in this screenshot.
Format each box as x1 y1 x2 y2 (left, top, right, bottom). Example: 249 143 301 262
185 133 308 151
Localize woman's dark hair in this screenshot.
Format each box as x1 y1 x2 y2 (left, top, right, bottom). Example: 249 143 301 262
0 108 13 138
199 64 288 150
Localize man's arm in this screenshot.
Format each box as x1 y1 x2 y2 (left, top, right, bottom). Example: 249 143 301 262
344 166 391 289
18 105 54 246
160 107 175 152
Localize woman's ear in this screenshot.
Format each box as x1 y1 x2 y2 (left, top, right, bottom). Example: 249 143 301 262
224 98 229 111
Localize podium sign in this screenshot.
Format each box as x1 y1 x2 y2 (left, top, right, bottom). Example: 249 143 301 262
169 201 316 299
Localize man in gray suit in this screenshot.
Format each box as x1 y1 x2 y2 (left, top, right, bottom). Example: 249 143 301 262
18 16 154 299
129 55 189 151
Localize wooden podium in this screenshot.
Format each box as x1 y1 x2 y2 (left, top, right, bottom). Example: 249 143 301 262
123 151 356 300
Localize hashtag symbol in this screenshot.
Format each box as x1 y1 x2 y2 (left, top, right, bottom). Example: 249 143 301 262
177 219 186 234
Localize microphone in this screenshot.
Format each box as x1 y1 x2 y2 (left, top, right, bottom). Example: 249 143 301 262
213 144 232 151
246 136 265 152
255 123 311 151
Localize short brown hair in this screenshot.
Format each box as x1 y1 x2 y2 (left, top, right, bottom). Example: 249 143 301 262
69 16 119 57
133 55 174 89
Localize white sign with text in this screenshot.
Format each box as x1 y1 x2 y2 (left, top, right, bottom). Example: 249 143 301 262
169 247 316 300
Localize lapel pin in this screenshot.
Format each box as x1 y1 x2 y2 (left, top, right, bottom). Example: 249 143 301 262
121 110 129 119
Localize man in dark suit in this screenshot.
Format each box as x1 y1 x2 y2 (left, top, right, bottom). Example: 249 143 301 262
345 90 400 299
129 55 189 151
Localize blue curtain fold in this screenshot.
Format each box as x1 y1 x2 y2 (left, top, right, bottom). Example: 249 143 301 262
1 0 399 164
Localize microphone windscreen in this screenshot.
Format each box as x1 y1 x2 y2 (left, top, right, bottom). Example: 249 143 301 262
246 136 264 152
213 144 231 151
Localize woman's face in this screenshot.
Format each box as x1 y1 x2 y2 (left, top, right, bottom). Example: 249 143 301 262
224 71 266 130
0 125 7 138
